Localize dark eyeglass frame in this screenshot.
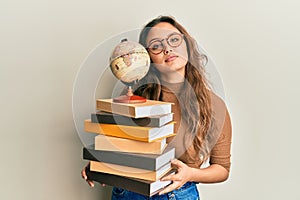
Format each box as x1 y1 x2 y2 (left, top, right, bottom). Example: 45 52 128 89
147 33 184 55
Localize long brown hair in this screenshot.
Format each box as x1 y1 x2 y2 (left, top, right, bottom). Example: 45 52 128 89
136 16 213 162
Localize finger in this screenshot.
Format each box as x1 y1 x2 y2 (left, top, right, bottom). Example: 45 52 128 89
160 174 172 181
161 174 183 182
171 159 184 168
101 183 106 187
87 180 94 187
81 168 87 180
159 182 181 195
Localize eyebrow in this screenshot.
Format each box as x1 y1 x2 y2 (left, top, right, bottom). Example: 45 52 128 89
147 32 181 45
148 38 160 45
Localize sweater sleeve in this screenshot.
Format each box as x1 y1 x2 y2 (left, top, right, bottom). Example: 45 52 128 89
209 102 232 172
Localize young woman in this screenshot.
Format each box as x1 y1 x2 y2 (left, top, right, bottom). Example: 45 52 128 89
82 16 232 200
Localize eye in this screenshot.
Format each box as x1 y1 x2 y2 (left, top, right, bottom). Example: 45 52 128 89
169 36 180 44
149 41 163 50
168 34 183 47
170 37 179 43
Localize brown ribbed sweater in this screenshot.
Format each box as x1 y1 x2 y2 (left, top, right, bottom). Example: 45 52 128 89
161 81 232 172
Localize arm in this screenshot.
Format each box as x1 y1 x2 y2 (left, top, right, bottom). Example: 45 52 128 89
190 163 229 183
158 160 229 195
159 101 232 194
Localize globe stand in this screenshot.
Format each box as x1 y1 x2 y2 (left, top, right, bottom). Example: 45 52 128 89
113 86 146 104
110 39 150 104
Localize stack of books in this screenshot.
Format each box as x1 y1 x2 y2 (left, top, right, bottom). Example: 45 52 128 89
83 98 176 196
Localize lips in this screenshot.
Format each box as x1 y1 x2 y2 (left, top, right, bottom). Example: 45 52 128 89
165 55 178 62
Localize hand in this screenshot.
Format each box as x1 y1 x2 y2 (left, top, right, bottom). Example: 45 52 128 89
159 159 193 195
81 163 106 187
81 163 95 187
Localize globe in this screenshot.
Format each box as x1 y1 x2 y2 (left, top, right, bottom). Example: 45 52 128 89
109 39 150 103
110 39 150 85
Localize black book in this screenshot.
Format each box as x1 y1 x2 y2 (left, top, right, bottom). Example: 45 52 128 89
85 166 175 197
83 146 175 171
91 111 173 127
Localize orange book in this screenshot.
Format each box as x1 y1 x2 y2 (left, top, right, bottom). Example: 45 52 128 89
95 135 167 154
84 119 175 142
90 161 172 181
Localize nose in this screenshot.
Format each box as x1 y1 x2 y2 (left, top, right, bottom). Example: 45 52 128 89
163 40 173 55
163 45 173 55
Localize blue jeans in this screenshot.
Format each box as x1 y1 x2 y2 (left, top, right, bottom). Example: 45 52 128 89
111 182 200 200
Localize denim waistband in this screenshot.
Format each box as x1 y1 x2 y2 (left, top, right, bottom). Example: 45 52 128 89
173 181 197 192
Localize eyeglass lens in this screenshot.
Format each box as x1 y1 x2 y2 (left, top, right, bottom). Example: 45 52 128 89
148 33 183 54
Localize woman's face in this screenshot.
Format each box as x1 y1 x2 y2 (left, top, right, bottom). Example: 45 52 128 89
146 22 188 77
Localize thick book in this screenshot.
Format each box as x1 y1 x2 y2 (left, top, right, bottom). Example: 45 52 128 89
91 111 173 127
85 166 175 197
83 146 175 171
96 99 173 118
84 119 175 142
94 134 167 154
89 161 172 181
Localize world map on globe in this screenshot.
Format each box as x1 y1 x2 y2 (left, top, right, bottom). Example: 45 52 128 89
110 39 150 85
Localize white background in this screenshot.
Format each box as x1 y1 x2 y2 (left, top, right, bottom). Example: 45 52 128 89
1 0 300 199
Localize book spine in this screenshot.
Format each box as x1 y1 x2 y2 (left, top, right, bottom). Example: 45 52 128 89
84 120 175 142
96 99 173 118
84 119 149 142
85 167 152 196
85 167 173 197
83 148 157 170
91 113 162 127
83 146 176 170
97 100 136 118
89 161 171 181
94 135 166 155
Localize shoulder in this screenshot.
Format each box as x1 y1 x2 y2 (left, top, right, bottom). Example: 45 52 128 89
209 90 232 140
209 91 229 117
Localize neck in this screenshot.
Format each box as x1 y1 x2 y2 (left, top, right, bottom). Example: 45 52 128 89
159 70 185 83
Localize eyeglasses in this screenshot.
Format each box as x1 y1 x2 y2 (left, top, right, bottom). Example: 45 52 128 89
147 33 184 55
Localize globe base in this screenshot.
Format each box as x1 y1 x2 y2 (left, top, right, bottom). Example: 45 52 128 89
113 95 147 104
